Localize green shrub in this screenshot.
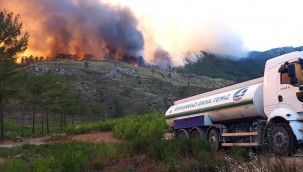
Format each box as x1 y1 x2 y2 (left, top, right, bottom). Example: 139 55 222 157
230 147 250 161
65 120 116 134
0 159 29 172
65 113 168 141
60 148 87 172
3 120 62 139
112 113 168 140
198 150 209 161
33 156 57 172
0 113 229 171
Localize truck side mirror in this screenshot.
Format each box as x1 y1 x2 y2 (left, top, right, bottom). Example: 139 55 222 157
290 76 298 85
298 58 303 69
278 65 287 73
288 64 296 77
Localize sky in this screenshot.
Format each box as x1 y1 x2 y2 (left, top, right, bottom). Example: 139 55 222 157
102 0 303 52
2 0 303 67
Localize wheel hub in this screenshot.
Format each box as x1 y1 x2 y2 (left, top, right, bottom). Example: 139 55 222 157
211 136 216 142
274 131 288 147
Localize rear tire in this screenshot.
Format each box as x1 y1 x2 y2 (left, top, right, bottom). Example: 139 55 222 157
208 128 220 151
190 129 201 139
176 130 187 139
268 123 296 156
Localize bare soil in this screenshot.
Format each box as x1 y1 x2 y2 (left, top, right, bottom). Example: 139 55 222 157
65 132 124 144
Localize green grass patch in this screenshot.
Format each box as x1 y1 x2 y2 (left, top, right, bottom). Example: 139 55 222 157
33 156 57 172
230 147 251 161
0 159 30 172
0 142 120 172
65 119 116 134
65 113 169 141
1 111 302 171
0 139 216 172
4 120 62 139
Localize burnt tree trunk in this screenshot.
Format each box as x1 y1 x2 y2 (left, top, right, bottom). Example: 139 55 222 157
63 114 67 127
21 104 25 137
46 110 49 134
72 113 74 125
41 109 44 133
32 107 36 134
60 113 63 130
0 98 3 141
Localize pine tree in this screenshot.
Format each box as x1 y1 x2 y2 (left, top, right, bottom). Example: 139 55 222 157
0 10 28 141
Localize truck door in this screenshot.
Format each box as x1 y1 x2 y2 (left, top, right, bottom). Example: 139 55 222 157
264 67 279 115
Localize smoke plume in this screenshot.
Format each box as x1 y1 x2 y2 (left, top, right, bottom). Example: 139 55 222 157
0 0 144 60
110 0 249 68
140 17 248 68
153 48 172 70
1 0 249 69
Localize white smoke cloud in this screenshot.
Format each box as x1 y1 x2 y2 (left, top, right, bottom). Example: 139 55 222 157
102 0 248 68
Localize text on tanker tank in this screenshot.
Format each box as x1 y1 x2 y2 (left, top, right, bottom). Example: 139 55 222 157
174 94 231 112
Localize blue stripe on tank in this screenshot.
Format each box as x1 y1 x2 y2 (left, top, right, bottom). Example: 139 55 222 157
173 115 204 129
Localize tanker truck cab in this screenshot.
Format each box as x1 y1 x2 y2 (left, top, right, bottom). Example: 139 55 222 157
165 51 303 156
264 52 303 152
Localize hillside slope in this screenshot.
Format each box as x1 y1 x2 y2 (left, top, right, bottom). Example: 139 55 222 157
178 46 303 82
24 59 232 118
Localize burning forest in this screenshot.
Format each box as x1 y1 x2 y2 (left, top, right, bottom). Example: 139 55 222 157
0 0 145 65
0 0 249 69
20 53 145 67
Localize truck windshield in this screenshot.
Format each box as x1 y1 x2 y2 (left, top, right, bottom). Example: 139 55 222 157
295 63 303 85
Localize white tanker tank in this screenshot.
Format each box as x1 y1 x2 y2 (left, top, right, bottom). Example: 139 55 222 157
165 78 266 127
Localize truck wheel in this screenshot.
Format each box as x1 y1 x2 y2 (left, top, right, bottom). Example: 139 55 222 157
268 123 295 156
190 129 201 138
208 128 220 151
176 130 187 139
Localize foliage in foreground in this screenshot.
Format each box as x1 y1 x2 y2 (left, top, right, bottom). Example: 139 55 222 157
65 113 169 140
0 141 302 172
0 140 217 172
1 114 303 171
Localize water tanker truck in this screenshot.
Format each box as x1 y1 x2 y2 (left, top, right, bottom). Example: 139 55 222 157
165 51 303 155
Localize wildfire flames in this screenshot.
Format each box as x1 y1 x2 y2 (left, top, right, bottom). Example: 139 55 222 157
1 0 248 69
0 0 144 65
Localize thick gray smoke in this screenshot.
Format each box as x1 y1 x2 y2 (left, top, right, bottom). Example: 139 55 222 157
153 48 172 70
0 0 144 59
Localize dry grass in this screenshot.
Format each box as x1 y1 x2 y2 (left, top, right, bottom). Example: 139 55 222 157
217 153 303 172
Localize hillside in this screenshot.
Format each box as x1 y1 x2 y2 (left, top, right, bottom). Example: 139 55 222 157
17 59 232 119
178 46 303 82
6 46 303 124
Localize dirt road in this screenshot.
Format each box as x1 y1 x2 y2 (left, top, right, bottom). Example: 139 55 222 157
0 132 123 148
